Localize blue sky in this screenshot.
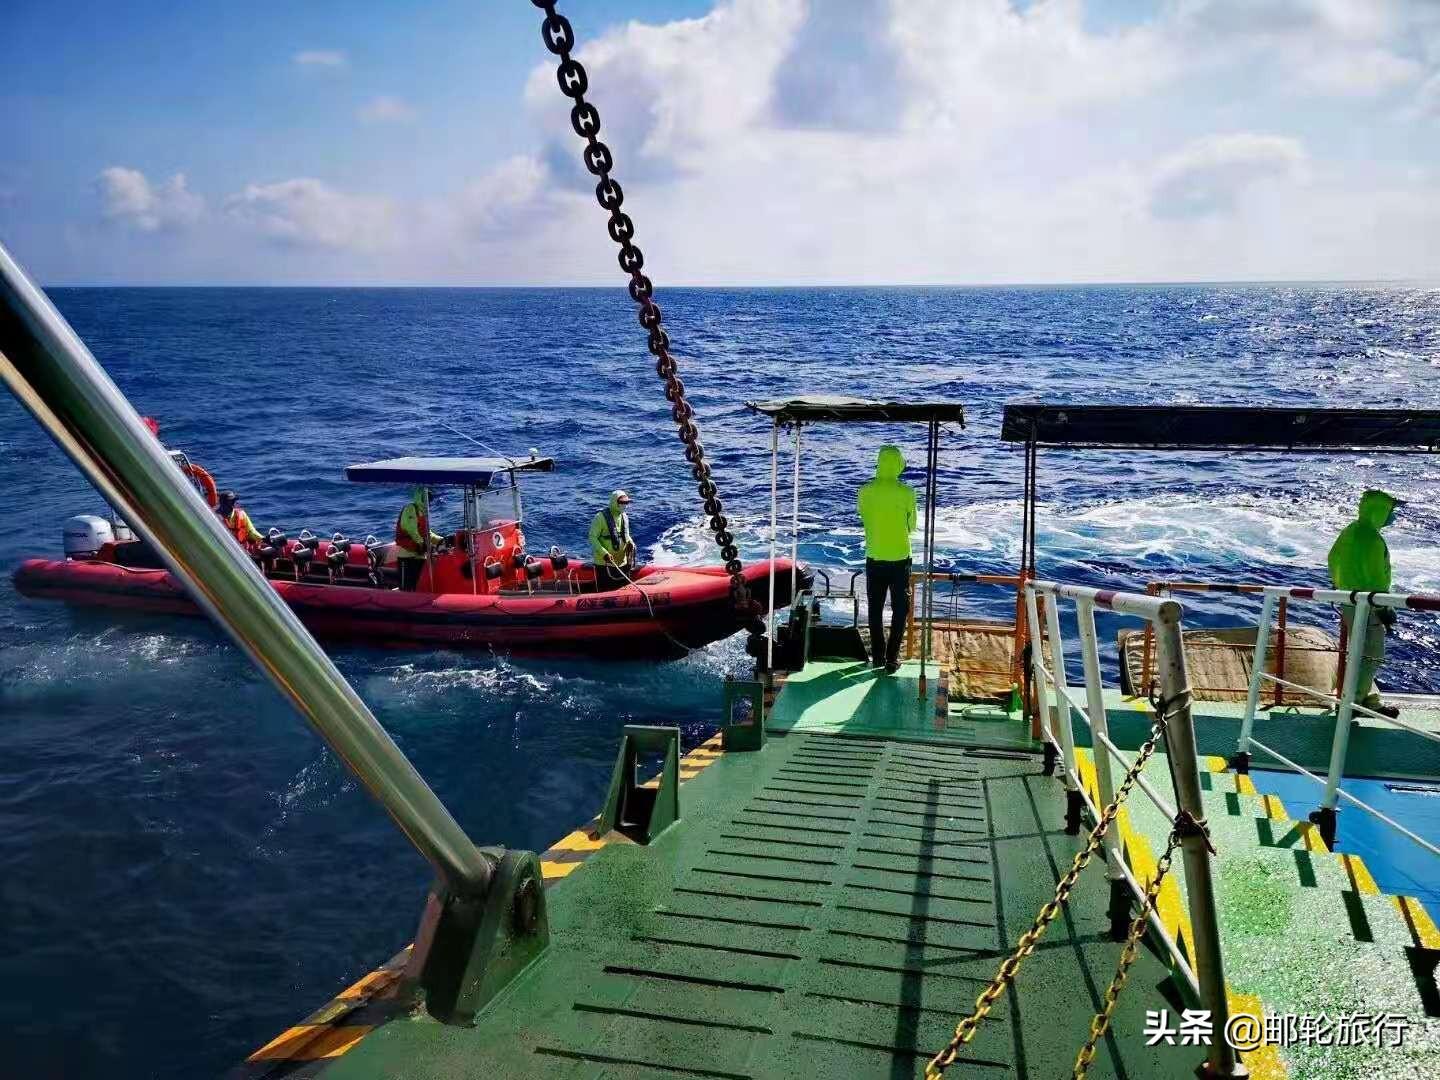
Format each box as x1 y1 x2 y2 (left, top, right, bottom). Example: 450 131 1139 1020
2 0 1437 285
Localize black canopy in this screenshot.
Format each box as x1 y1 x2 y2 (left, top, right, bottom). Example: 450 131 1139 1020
1001 404 1440 452
746 395 966 424
345 455 555 487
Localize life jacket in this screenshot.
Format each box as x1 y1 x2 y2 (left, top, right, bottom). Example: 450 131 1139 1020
604 509 630 555
395 503 429 556
224 508 255 548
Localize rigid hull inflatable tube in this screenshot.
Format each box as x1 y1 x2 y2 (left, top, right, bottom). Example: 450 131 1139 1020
12 558 805 659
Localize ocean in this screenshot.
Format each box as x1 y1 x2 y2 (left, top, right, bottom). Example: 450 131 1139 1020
1 284 1438 1078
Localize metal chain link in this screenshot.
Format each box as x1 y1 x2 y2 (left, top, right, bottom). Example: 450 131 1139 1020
1072 826 1184 1077
530 1 758 623
924 712 1172 1079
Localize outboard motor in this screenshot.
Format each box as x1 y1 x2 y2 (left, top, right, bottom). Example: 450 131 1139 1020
549 545 569 571
111 517 136 543
63 515 114 559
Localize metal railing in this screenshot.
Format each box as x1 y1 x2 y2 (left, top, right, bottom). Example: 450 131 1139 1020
903 571 1027 689
1134 579 1340 705
1023 579 1240 1077
0 240 494 896
1235 584 1440 856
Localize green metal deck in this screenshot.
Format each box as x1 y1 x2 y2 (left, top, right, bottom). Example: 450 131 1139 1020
262 661 1219 1079
239 659 1440 1079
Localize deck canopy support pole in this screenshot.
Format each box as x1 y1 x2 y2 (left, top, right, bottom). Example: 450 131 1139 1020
919 418 939 698
1020 436 1041 737
766 416 779 674
0 239 547 1025
790 422 801 602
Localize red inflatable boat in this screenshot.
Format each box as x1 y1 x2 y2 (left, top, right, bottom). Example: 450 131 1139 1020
12 454 807 658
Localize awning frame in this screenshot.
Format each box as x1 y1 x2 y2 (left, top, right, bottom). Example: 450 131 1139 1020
744 397 966 697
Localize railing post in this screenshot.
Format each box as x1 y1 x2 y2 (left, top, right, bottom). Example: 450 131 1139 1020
1042 588 1084 834
1077 598 1129 937
1233 591 1277 774
1023 584 1056 774
1154 611 1246 1079
1271 597 1289 708
1313 593 1370 849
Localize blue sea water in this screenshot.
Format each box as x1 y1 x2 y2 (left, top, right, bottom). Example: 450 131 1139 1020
1 284 1439 1078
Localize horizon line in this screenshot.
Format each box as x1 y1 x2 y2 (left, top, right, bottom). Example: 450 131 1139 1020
41 276 1439 290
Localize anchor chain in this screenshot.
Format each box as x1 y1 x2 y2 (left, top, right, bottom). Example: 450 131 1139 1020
1071 823 1185 1077
925 706 1174 1079
531 0 758 624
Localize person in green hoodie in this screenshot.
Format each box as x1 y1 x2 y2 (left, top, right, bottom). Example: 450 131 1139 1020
1327 489 1403 718
858 445 917 673
589 489 636 592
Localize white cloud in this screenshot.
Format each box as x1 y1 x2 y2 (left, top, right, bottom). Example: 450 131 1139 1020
523 0 805 179
1171 0 1428 96
1415 72 1440 118
293 50 347 68
1149 133 1308 219
889 0 1174 132
97 167 204 231
225 178 401 251
452 156 550 237
357 96 416 123
74 1 1440 283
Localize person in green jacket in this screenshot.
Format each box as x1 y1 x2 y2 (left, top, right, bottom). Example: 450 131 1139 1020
1327 489 1403 717
394 486 445 591
858 445 917 673
589 489 635 592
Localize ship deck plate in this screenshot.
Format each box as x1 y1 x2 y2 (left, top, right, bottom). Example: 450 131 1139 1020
306 661 1212 1079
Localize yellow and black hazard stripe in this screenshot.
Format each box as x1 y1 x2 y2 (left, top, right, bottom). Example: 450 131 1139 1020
239 729 732 1070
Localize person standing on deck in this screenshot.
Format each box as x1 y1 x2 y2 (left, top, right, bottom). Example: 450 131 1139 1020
394 486 444 591
1327 489 1404 719
858 445 917 674
216 490 263 552
589 489 636 592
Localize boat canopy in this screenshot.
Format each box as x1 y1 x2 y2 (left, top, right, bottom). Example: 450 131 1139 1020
746 395 966 425
345 455 555 487
1001 404 1440 452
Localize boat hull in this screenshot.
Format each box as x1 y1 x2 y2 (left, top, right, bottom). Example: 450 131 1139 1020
12 557 804 658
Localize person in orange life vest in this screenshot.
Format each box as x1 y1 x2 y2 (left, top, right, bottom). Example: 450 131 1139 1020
394 486 445 591
216 490 263 552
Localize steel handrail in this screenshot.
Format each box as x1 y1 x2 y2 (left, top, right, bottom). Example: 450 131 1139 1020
1256 671 1440 745
1236 583 1440 840
1024 578 1239 1076
0 240 494 896
1245 736 1440 859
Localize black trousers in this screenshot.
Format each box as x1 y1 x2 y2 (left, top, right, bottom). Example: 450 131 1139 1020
593 561 628 592
398 557 424 591
866 557 911 668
